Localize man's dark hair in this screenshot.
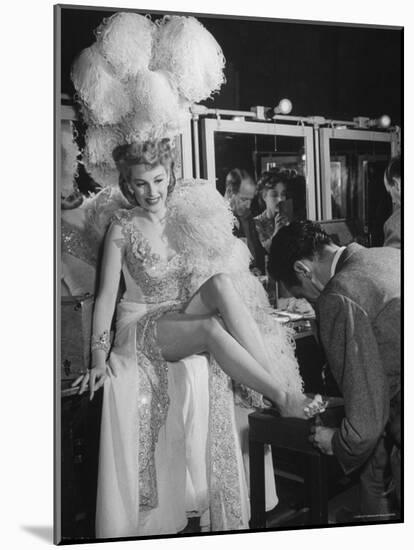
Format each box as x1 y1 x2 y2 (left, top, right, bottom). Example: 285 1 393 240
269 220 333 287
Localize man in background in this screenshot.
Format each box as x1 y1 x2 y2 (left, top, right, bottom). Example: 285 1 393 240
383 155 401 249
269 220 401 518
225 168 266 274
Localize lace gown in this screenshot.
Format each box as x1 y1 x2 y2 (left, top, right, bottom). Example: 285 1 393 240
95 181 304 538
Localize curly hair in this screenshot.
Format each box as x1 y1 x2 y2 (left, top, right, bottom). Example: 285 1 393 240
257 168 297 207
258 168 297 191
112 138 176 205
268 220 333 287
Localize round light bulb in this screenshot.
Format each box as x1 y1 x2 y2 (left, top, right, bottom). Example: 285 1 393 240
278 98 293 114
379 114 391 128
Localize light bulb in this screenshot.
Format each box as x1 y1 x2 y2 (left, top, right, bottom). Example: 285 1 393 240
379 114 391 128
367 114 392 129
274 98 293 115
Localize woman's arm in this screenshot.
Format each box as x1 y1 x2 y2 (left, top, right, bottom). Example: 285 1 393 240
91 222 123 366
73 221 124 399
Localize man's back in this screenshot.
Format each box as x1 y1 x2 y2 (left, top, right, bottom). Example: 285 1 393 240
316 243 401 473
326 243 400 316
320 243 400 397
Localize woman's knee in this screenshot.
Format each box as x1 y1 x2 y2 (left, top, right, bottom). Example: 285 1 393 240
202 273 234 302
202 314 225 348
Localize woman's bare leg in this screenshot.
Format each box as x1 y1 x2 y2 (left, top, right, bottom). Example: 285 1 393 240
186 274 273 374
156 312 288 409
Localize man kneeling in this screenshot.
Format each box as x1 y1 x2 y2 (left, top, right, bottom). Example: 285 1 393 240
269 220 401 518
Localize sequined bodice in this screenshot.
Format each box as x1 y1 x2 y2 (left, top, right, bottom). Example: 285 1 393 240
113 209 190 305
61 218 100 266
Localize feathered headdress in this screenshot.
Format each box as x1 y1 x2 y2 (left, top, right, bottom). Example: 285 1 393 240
71 12 226 187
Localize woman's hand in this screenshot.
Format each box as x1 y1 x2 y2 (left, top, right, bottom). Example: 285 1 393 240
71 363 116 401
272 213 289 237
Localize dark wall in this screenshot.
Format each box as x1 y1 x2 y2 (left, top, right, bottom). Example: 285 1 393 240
60 7 402 124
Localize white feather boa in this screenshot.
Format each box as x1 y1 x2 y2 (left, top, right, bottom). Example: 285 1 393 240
167 180 304 398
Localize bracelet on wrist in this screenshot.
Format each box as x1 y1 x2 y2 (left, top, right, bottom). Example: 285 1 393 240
91 329 111 355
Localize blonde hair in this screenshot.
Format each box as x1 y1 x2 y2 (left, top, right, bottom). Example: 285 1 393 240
112 138 176 205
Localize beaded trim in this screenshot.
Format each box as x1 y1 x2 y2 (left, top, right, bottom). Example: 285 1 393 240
208 358 245 530
91 330 111 354
135 302 182 511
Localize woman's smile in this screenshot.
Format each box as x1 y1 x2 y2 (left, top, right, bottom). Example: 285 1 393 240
145 195 162 206
127 164 169 213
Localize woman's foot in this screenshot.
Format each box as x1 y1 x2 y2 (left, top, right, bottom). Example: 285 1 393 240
278 392 327 419
303 394 328 418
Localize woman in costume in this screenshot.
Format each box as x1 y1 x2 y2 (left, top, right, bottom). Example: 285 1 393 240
60 119 98 296
60 120 128 296
69 13 324 536
74 138 322 536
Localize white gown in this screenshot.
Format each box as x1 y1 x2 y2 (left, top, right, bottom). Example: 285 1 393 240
95 181 303 538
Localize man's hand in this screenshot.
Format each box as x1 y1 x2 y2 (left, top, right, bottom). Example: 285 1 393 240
309 426 336 455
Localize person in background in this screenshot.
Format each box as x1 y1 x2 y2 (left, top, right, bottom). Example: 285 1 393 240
254 168 313 314
60 118 101 297
269 220 401 518
383 155 401 249
60 119 128 296
254 168 293 252
225 168 266 274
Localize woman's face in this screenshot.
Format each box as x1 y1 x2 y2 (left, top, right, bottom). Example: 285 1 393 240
128 163 169 213
263 182 287 216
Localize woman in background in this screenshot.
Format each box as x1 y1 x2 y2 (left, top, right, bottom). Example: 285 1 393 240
254 168 296 252
60 120 128 296
254 168 313 314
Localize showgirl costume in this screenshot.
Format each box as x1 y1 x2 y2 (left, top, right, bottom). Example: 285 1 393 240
60 119 98 296
60 118 130 296
68 12 303 537
96 180 303 536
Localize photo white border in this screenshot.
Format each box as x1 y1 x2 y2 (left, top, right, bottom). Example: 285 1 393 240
1 0 410 548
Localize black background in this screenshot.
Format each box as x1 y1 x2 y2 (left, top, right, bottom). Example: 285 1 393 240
60 6 402 125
